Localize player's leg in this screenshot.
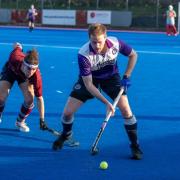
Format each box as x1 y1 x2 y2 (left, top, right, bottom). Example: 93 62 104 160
0 66 15 123
30 18 35 31
0 80 12 123
53 78 95 150
101 74 142 159
117 95 143 160
28 20 33 31
31 22 35 29
166 24 171 35
28 21 31 28
16 82 34 132
52 97 83 150
171 25 178 35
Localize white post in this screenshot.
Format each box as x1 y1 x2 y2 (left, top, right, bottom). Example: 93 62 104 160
156 0 159 28
41 0 44 10
126 0 129 11
178 2 180 33
96 0 99 9
16 0 19 9
68 0 71 9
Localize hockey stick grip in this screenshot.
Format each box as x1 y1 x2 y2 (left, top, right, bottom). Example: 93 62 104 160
103 87 124 123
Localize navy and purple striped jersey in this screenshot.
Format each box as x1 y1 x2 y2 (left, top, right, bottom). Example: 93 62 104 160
28 8 37 21
78 36 132 79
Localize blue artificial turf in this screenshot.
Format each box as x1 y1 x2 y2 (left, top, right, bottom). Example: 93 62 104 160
0 26 180 180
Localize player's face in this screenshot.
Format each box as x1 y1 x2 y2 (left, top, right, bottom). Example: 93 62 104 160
90 33 106 54
22 63 37 78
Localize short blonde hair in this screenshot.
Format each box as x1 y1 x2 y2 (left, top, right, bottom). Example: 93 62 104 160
88 23 107 37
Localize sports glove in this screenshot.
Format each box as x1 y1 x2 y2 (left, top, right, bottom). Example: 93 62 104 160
40 118 48 130
121 75 131 93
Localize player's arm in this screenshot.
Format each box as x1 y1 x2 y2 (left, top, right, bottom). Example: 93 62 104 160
33 9 38 16
26 10 30 19
35 11 38 16
82 75 114 115
33 70 48 130
124 49 137 77
119 40 137 77
119 43 137 92
36 95 48 130
36 95 44 119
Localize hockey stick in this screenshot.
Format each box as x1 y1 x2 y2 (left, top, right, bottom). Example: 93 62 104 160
45 127 80 147
46 127 60 136
91 87 124 155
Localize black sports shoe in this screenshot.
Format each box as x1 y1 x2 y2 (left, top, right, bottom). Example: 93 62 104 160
52 135 67 151
130 144 143 160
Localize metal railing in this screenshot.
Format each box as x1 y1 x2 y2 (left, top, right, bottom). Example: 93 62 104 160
0 0 179 29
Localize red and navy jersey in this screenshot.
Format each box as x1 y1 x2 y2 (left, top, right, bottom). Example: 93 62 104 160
8 47 25 74
7 47 43 97
29 69 43 97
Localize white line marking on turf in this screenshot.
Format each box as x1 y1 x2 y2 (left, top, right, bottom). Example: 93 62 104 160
56 90 63 93
0 42 79 50
0 42 180 55
137 50 180 55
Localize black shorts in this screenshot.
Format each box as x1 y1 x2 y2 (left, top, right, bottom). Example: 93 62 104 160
28 17 35 23
70 73 125 103
0 65 27 85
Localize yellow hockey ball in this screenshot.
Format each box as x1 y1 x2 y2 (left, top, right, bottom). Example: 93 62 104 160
99 161 108 170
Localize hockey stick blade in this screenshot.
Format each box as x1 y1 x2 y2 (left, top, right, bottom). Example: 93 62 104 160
45 127 80 147
46 127 60 136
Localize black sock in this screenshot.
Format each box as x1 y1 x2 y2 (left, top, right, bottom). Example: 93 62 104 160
0 104 5 118
29 27 33 32
124 123 138 146
62 122 73 139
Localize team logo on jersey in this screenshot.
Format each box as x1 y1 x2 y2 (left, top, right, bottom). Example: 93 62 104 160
112 48 118 55
74 83 81 90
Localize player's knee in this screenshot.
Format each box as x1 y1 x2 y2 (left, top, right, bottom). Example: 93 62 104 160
24 100 34 107
121 108 131 117
24 95 34 106
61 115 74 124
23 101 34 109
63 109 74 120
124 115 137 125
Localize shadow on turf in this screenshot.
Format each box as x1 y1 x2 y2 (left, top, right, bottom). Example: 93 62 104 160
0 127 52 143
0 133 180 179
3 112 180 121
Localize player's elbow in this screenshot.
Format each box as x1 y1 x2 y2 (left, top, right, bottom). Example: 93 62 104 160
130 49 138 60
36 96 43 102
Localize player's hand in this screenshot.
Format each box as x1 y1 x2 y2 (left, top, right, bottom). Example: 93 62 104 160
40 118 48 130
121 75 131 93
106 102 115 116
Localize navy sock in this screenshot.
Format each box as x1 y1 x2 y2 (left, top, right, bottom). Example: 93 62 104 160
124 123 138 146
62 122 73 139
